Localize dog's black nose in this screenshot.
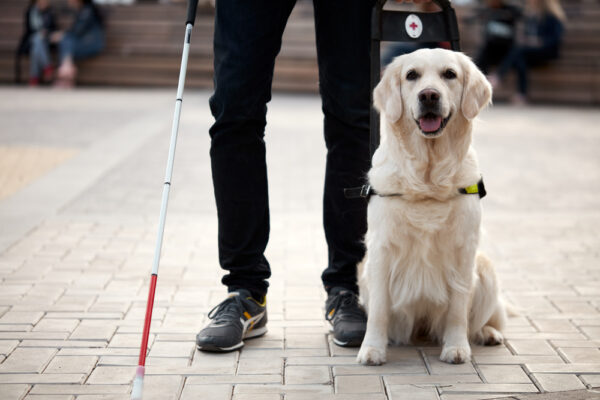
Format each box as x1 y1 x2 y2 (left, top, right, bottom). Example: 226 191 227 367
418 89 440 107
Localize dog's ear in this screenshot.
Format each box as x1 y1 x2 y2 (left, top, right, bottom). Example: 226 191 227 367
374 64 403 123
459 54 492 120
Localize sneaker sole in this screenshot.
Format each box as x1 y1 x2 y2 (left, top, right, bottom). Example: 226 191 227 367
332 337 363 348
196 326 268 353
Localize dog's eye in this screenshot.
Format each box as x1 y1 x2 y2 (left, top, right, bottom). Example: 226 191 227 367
443 69 457 80
406 70 419 81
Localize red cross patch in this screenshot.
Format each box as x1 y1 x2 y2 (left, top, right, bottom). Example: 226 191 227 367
405 14 423 39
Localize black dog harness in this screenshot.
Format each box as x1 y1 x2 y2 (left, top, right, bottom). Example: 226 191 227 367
344 178 487 200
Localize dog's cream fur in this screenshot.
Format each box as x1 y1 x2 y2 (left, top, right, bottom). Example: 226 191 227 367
356 49 506 366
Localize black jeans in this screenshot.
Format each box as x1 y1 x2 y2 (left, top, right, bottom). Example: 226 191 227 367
208 0 372 299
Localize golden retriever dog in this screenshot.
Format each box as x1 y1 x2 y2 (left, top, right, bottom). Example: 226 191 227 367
356 48 506 366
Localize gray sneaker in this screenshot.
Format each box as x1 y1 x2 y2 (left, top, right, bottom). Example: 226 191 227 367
196 289 267 352
326 288 367 347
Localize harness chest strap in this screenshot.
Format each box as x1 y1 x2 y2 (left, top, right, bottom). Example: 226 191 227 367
344 178 487 199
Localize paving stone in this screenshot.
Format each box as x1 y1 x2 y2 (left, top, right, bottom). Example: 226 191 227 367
581 327 600 340
531 319 579 333
97 356 188 367
108 334 151 348
0 311 44 325
425 352 477 375
287 395 388 400
0 374 85 384
0 339 19 355
533 373 586 392
192 350 238 368
474 355 564 364
147 341 194 358
438 383 538 394
440 395 513 400
335 375 383 394
43 356 98 374
232 395 280 400
285 365 330 385
86 366 134 385
237 357 282 375
507 340 558 356
18 340 107 348
471 345 513 356
558 347 600 363
286 357 356 366
0 347 57 373
43 313 123 320
234 384 333 395
387 384 439 400
28 385 129 395
240 348 328 359
525 363 600 374
384 374 481 385
0 384 30 400
179 384 232 400
141 375 183 400
0 324 32 332
285 334 327 349
70 323 117 341
0 332 69 340
145 365 237 375
581 375 600 388
479 365 532 384
24 396 75 400
57 348 137 357
186 375 281 384
333 358 427 376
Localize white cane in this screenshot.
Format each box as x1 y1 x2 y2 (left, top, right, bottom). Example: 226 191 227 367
130 1 198 398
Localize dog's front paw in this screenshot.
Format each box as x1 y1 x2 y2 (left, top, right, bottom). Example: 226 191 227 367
440 344 471 364
357 345 386 366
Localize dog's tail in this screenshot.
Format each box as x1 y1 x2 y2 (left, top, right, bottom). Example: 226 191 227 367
503 300 521 317
470 253 505 332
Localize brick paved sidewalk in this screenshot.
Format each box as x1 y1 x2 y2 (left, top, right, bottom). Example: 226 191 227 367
0 88 599 400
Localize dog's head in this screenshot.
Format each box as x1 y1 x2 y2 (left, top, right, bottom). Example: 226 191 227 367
374 48 492 139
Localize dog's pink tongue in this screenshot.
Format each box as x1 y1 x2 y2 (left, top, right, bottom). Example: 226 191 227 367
419 116 442 133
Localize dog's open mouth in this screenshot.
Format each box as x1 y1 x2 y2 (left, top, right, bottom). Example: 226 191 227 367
416 113 452 135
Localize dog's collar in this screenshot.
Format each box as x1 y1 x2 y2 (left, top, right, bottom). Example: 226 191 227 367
344 178 487 200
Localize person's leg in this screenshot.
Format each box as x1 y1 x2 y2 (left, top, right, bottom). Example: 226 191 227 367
29 33 49 80
209 0 296 300
313 0 372 347
515 47 553 96
196 0 296 353
488 45 522 91
56 33 77 87
71 30 105 61
313 0 372 296
59 33 75 63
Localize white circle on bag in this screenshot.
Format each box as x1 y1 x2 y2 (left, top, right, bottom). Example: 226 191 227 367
405 14 423 39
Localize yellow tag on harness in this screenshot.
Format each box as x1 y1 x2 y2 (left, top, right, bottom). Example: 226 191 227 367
462 183 479 194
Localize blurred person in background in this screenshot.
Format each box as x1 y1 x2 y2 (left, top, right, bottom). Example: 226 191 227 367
52 0 105 87
488 0 565 104
474 0 521 75
20 0 58 86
